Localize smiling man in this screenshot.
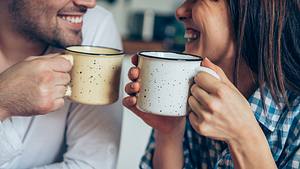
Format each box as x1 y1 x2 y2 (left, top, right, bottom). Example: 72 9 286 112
0 0 122 169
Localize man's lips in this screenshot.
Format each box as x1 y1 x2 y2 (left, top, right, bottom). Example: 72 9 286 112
57 14 83 24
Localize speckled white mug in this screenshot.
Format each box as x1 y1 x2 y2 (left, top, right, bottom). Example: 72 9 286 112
136 51 219 116
65 46 123 105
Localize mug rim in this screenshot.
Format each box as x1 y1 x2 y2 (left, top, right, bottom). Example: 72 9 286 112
138 51 203 61
65 45 124 56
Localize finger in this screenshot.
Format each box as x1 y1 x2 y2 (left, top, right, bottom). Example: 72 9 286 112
194 72 222 94
190 84 212 107
202 58 236 90
128 67 140 81
189 112 202 131
25 53 59 61
188 96 210 119
125 82 140 95
123 96 137 108
53 72 71 86
122 96 148 118
48 56 73 72
53 85 68 99
131 54 138 66
122 96 169 127
59 54 74 66
50 98 65 112
123 96 149 120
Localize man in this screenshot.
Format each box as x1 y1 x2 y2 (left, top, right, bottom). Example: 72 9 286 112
0 0 123 168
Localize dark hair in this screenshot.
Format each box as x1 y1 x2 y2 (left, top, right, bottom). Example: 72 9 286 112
228 0 300 106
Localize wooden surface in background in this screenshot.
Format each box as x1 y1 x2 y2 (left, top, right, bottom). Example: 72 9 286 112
122 40 166 54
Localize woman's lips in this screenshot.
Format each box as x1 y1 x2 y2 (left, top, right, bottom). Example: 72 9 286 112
184 28 200 43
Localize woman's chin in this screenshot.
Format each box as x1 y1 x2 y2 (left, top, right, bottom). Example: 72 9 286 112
185 44 203 58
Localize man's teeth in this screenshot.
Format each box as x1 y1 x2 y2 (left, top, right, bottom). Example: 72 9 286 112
61 16 83 24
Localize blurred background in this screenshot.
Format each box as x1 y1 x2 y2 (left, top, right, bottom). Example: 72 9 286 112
98 0 185 54
96 1 185 169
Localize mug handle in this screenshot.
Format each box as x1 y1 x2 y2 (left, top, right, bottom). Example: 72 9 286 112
60 54 74 97
195 66 220 80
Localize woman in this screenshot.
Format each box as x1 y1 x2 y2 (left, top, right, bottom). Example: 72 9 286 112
123 0 300 168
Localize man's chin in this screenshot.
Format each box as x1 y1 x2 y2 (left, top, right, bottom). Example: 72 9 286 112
51 36 82 48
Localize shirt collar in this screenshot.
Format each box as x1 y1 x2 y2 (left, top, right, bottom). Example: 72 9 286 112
248 86 284 132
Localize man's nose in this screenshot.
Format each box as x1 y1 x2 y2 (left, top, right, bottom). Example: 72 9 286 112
73 0 96 9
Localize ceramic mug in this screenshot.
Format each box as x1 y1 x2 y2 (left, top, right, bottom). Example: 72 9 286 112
64 46 123 105
136 51 219 116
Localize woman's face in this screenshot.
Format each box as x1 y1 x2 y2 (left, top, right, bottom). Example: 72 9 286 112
176 0 235 63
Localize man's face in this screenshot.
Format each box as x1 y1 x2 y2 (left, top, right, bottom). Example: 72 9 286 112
8 0 96 48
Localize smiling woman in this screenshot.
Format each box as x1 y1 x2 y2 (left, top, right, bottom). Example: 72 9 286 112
122 0 300 168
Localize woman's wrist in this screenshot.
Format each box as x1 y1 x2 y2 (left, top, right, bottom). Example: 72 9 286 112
154 118 186 144
153 126 185 169
227 124 276 169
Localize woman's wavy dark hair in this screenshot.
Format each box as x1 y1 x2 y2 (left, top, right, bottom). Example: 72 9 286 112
228 0 300 106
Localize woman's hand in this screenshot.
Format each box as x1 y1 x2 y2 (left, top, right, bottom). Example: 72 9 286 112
188 58 261 144
122 55 186 136
123 54 186 169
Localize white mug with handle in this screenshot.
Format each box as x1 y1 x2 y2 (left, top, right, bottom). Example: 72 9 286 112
136 51 219 116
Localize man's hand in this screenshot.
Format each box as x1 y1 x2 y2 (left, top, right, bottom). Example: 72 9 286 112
0 53 72 120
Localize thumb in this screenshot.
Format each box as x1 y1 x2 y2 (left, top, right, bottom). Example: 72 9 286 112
201 57 236 89
59 54 74 66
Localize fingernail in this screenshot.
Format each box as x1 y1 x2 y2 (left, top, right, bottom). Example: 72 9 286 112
130 83 135 89
129 97 136 104
204 57 212 63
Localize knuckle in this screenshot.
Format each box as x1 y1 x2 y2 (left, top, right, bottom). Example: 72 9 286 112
190 84 197 93
36 99 54 113
61 73 71 83
38 86 51 98
194 74 201 83
197 124 209 136
128 67 138 78
207 100 221 112
25 56 37 61
38 71 54 84
32 59 47 68
215 84 228 97
65 73 71 82
188 96 196 105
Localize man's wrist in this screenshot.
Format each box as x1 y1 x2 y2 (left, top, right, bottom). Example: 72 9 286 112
0 107 10 121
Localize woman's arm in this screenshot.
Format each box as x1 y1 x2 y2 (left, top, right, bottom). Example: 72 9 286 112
228 123 277 169
153 122 185 169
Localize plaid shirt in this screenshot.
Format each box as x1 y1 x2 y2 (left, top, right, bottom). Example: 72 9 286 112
140 86 300 169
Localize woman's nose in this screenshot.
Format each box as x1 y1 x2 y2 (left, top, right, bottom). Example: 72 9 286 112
175 1 192 22
73 0 96 9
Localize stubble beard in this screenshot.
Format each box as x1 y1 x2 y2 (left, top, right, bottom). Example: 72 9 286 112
8 0 82 49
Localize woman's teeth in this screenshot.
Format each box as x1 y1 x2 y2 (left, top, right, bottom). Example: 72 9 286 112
60 16 83 24
184 31 200 42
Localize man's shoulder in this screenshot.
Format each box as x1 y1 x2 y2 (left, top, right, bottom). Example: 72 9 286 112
85 5 113 20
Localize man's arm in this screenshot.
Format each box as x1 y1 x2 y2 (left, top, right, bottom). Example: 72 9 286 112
0 120 23 168
28 6 123 169
30 103 122 169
